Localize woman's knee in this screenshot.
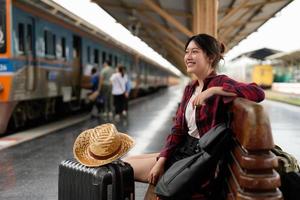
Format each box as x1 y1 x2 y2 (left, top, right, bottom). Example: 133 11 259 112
122 153 158 182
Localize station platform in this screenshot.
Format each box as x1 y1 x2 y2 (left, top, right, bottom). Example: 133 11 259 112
0 84 185 200
1 82 300 200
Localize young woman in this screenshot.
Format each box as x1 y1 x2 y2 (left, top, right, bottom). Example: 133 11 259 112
110 65 127 120
123 34 265 195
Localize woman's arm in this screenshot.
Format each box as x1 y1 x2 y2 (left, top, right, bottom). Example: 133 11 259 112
192 86 237 106
158 85 190 159
193 75 265 106
221 75 265 103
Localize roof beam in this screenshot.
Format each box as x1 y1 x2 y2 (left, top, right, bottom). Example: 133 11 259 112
219 16 270 29
219 0 249 28
164 38 184 58
163 48 186 73
95 1 192 19
219 0 287 28
142 12 185 50
245 0 291 8
219 0 286 14
143 0 193 37
165 53 186 74
116 5 186 73
132 13 185 72
221 3 264 44
140 22 185 73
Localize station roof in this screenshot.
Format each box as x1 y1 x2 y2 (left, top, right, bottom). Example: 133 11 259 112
267 50 300 63
92 0 292 73
232 48 281 61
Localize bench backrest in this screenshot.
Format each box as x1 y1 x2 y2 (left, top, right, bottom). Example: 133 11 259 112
227 98 282 200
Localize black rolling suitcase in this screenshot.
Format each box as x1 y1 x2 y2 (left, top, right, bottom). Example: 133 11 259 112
58 159 135 200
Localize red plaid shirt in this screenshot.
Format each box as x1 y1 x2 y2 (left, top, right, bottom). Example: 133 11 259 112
159 72 265 159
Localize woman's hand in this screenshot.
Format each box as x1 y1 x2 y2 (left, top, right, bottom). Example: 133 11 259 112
148 157 166 185
192 87 237 107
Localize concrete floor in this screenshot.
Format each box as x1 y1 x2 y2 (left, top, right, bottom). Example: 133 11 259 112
262 100 300 162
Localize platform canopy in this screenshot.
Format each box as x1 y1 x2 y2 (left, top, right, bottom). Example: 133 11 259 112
267 50 300 63
232 48 281 61
92 0 292 73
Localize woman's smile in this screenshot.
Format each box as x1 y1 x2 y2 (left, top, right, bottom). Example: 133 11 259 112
186 61 196 68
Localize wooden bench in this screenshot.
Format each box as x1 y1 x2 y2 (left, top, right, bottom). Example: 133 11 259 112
225 98 282 200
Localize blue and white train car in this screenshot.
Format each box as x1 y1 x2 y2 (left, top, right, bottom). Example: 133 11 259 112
0 0 178 134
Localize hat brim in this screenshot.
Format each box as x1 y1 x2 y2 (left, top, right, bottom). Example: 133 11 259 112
73 130 134 167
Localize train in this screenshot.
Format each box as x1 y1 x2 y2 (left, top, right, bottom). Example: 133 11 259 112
0 0 179 134
252 64 273 89
224 61 274 89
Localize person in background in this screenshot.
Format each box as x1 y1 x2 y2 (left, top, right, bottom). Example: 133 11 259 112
91 67 99 93
110 65 126 121
123 33 265 199
99 60 114 118
89 67 104 117
123 66 131 116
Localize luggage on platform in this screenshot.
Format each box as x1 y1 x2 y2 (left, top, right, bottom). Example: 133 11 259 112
280 171 300 200
58 159 134 200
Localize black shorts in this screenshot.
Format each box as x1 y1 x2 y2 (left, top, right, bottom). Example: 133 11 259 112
165 134 200 170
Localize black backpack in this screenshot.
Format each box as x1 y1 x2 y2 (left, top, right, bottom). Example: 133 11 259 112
271 145 300 200
155 123 233 200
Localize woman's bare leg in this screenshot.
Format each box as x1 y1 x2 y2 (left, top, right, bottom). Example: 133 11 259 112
123 153 159 183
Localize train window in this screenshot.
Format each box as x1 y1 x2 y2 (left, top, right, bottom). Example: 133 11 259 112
102 51 106 63
94 49 99 64
26 24 32 52
18 23 25 53
87 46 90 63
129 61 133 71
44 31 47 54
114 56 118 66
108 54 112 65
61 37 66 58
0 1 7 54
44 30 56 57
52 34 56 56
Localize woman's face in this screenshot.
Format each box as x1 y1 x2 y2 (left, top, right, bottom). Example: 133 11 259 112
184 40 212 78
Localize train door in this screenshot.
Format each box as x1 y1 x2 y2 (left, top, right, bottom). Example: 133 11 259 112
72 35 82 100
25 17 36 91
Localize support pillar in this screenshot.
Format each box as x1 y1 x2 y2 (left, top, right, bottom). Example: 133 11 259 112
193 0 218 37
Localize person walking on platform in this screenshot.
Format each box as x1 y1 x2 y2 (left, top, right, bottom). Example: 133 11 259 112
89 67 103 117
123 33 265 199
110 65 126 121
99 60 114 117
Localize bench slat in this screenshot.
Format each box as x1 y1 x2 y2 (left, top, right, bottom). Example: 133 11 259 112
233 142 278 170
230 161 281 190
227 175 283 200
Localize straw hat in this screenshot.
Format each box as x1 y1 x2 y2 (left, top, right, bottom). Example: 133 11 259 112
73 123 134 167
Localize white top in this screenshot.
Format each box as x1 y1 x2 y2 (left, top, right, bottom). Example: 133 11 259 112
110 73 126 95
185 86 201 138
